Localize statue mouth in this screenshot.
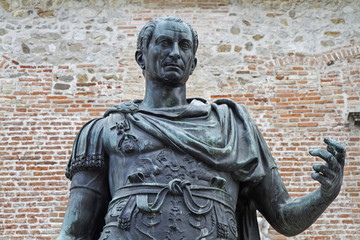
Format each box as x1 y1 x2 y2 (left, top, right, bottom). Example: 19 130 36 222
163 65 183 74
165 64 181 68
163 61 183 70
166 65 181 69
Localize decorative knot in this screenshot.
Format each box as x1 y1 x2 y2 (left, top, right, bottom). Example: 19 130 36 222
168 179 190 195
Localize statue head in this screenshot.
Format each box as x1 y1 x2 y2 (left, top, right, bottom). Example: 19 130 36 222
135 17 198 87
137 17 198 55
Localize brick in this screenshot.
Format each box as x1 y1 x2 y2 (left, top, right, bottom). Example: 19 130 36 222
298 123 319 127
280 114 301 118
293 67 304 70
46 96 68 100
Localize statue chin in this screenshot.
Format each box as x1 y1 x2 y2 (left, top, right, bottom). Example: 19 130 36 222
159 74 189 87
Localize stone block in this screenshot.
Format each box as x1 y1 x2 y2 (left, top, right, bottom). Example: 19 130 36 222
69 43 85 52
58 75 74 82
0 29 6 35
234 45 242 52
321 40 335 47
324 32 340 37
266 13 282 18
230 26 240 34
21 43 30 54
92 33 106 42
103 75 119 80
217 44 231 52
53 83 70 90
253 35 264 41
242 20 251 26
280 19 288 26
310 4 321 8
245 42 253 51
80 8 99 18
37 9 55 18
331 18 345 24
289 10 296 19
294 36 303 42
77 74 88 83
1 0 10 11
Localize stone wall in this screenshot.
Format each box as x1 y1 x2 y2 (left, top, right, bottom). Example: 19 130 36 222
0 0 359 239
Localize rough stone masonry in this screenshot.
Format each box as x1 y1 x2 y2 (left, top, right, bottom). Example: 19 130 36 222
0 0 359 239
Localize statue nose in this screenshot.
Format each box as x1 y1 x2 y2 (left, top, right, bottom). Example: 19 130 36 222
169 43 180 59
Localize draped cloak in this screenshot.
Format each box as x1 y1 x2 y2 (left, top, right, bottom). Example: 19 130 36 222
66 98 278 240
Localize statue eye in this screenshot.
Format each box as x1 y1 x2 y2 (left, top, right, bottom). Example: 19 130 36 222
179 41 191 49
159 40 171 47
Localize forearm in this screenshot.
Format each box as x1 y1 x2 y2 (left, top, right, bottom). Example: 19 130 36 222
276 187 337 236
247 130 345 236
253 168 340 237
275 141 344 236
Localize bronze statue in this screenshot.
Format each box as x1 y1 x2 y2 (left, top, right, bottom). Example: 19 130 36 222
57 17 346 240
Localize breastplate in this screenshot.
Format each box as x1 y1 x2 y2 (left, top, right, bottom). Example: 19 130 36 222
99 113 240 240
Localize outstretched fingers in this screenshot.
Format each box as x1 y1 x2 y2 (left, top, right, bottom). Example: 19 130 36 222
311 172 332 187
324 137 345 153
309 149 339 171
324 137 345 167
313 164 336 178
309 138 345 196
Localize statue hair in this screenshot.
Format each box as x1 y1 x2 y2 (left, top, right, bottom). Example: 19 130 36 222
136 17 198 55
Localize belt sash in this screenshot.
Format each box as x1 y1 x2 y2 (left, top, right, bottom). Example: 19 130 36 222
110 179 235 215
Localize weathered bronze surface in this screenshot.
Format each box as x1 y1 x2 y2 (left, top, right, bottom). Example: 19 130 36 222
58 17 346 240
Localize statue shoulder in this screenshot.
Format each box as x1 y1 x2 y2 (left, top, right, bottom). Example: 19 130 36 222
65 117 108 180
212 98 252 119
65 100 140 180
104 101 140 117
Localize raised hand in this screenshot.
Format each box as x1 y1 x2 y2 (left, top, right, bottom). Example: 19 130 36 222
309 137 346 199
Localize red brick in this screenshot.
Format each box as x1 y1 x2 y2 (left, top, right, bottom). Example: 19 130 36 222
298 122 319 127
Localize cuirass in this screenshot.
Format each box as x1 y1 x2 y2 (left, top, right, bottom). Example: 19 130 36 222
99 112 240 240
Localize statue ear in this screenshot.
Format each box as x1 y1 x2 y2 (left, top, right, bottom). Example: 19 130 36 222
135 50 145 70
190 57 197 75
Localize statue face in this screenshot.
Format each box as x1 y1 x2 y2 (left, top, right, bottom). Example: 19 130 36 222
142 21 197 87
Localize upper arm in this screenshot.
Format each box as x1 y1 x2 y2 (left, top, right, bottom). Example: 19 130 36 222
58 170 109 239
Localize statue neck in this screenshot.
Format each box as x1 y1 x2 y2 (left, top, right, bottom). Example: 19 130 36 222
140 79 188 109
